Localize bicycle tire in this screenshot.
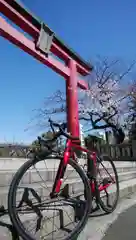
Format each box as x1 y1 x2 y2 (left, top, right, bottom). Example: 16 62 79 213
8 156 92 240
95 155 119 213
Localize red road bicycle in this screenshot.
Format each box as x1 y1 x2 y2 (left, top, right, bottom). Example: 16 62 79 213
8 119 119 240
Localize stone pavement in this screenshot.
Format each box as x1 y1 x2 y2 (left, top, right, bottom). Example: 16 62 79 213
78 192 136 240
102 204 136 240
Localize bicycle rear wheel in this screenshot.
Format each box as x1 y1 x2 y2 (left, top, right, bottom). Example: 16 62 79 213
8 156 91 240
95 155 119 213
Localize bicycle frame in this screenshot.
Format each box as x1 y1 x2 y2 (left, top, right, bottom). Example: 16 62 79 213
50 138 112 198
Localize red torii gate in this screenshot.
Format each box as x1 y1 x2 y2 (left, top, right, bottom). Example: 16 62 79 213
0 0 93 139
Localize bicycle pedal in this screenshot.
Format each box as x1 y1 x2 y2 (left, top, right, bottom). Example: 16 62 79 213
74 201 86 221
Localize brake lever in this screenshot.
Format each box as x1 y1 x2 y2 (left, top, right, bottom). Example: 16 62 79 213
61 122 67 130
48 118 55 135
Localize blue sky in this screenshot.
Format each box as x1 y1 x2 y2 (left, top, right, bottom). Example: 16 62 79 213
0 0 136 143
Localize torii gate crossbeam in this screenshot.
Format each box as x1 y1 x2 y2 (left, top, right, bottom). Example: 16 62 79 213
0 0 93 139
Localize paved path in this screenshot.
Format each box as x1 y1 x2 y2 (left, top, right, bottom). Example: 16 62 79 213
78 192 136 240
102 204 136 240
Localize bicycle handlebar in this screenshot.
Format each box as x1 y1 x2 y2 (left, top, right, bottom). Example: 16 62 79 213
37 119 79 147
49 118 79 141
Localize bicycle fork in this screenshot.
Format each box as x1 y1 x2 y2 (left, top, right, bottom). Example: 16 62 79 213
50 150 70 199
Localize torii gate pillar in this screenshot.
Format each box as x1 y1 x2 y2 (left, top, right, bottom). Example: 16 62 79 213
66 60 79 137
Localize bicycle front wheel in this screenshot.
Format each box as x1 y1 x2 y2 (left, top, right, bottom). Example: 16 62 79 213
8 156 91 240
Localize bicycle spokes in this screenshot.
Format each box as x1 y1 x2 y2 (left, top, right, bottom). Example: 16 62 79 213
11 158 88 239
97 158 118 211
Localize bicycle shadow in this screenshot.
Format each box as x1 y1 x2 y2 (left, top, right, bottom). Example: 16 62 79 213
89 206 108 218
89 211 107 218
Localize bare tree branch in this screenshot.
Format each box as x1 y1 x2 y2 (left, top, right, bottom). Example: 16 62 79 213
30 57 136 135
